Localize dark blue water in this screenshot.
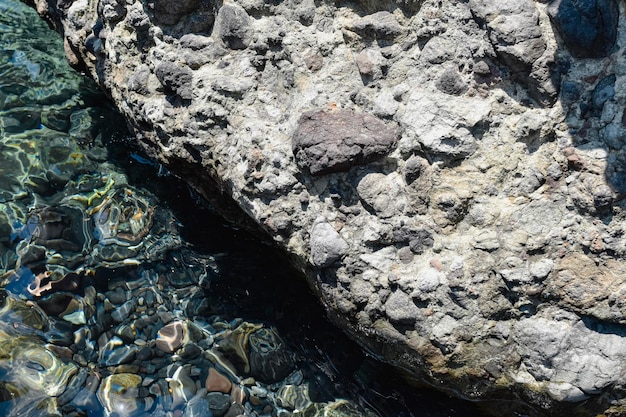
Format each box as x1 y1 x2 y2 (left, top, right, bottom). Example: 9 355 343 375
0 0 488 416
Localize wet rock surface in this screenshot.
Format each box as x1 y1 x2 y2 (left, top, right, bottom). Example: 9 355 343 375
22 0 626 415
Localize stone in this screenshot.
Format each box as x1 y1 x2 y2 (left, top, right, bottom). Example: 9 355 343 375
154 62 193 100
355 48 385 82
309 218 349 268
469 0 546 71
356 172 406 218
591 74 616 110
156 321 185 353
547 0 619 58
206 392 231 416
152 0 199 25
384 290 419 323
349 11 403 39
98 0 126 23
205 368 232 393
292 109 397 176
398 92 491 162
469 0 557 104
435 66 467 96
214 3 250 50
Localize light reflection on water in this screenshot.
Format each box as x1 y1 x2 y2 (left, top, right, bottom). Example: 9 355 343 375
0 1 487 416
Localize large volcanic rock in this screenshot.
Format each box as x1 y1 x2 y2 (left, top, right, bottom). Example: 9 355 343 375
25 0 626 414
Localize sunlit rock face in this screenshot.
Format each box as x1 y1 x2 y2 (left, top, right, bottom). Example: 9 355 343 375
25 0 626 414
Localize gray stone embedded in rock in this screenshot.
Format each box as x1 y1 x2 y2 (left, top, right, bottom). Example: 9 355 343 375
310 218 349 268
591 74 616 110
356 48 385 82
154 61 193 100
214 3 251 50
98 0 126 23
152 0 200 25
469 0 546 71
547 0 619 58
292 109 397 176
179 34 226 69
349 11 403 39
384 290 419 323
469 0 556 104
514 312 626 401
356 172 406 218
436 66 468 96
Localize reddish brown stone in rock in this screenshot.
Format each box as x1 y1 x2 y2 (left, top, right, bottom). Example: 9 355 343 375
205 367 232 393
292 109 397 176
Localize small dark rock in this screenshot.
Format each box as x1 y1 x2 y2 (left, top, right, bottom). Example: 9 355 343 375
127 5 150 29
152 0 199 26
127 66 150 94
350 11 403 39
547 0 619 58
98 0 126 23
384 290 419 323
560 81 581 105
436 66 468 96
473 60 491 76
215 3 250 50
591 74 616 109
154 62 193 100
207 392 231 417
404 155 428 184
292 109 397 175
393 226 434 254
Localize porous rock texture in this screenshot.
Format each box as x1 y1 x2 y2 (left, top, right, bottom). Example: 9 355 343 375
26 0 626 414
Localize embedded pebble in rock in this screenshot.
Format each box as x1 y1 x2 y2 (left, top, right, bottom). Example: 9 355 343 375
547 0 619 58
357 173 406 218
292 109 397 175
309 218 349 268
384 290 419 324
349 11 403 39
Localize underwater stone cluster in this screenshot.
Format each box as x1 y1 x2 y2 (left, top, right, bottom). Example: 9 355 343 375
24 0 626 414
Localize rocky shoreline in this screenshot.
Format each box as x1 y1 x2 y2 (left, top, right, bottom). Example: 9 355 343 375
25 0 626 414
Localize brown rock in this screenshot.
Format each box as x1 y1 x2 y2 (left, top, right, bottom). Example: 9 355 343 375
205 367 232 393
292 109 397 176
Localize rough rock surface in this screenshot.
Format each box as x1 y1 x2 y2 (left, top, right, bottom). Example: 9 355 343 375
25 0 626 414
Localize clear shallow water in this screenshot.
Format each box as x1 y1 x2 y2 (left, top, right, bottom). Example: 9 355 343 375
0 1 488 416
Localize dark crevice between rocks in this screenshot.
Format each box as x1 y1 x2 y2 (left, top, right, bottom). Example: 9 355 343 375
104 139 484 417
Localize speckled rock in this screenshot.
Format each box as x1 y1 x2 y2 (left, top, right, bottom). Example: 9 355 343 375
26 0 626 415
